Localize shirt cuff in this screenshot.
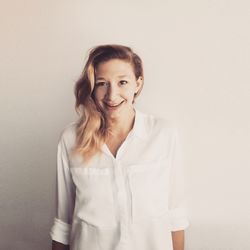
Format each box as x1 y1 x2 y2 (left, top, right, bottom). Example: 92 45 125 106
168 207 190 231
50 218 71 245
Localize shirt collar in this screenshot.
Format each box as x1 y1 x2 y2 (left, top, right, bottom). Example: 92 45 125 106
130 107 148 140
100 107 148 157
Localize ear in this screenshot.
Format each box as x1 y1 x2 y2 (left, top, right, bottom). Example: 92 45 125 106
135 76 143 93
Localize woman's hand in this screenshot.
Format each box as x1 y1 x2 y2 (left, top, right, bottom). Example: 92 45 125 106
52 240 70 250
171 230 185 250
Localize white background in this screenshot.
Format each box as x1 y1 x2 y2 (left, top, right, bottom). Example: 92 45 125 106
1 0 250 249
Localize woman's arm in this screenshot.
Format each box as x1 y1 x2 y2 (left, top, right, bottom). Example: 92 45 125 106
50 132 76 246
171 230 185 250
168 128 189 248
52 240 70 250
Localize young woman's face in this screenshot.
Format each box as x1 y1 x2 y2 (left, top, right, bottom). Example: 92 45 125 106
93 59 143 119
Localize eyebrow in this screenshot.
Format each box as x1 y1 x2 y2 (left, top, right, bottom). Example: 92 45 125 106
117 75 129 78
96 75 130 80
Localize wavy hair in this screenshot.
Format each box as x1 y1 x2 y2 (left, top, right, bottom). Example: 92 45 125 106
71 44 144 165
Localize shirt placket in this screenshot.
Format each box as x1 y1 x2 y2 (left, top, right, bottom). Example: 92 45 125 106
113 159 130 250
102 133 134 250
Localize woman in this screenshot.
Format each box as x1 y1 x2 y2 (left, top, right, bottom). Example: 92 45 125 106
50 44 189 250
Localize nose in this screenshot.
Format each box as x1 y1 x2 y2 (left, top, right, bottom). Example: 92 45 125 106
105 84 119 102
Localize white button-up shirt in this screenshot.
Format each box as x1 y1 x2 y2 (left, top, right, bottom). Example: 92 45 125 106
50 108 189 250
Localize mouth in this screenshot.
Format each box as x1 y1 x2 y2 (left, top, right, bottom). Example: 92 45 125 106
105 101 124 110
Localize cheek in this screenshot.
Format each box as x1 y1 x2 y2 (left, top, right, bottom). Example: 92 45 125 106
124 88 136 100
93 89 105 101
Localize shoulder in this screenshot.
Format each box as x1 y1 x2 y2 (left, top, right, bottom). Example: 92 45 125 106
58 121 77 149
139 110 178 137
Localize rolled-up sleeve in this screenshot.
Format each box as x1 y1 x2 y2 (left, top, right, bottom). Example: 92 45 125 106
50 133 76 245
168 128 190 231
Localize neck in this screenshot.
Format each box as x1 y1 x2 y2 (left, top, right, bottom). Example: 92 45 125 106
107 108 135 138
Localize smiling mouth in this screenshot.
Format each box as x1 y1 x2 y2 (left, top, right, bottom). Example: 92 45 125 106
105 101 124 109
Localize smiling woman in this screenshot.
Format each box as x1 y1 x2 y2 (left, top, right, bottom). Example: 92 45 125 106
93 59 143 126
72 44 145 163
50 44 189 250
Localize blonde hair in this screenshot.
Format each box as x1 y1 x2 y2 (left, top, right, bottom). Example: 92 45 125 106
71 44 144 165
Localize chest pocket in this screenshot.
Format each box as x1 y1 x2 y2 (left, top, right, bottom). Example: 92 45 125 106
70 167 117 228
127 158 170 223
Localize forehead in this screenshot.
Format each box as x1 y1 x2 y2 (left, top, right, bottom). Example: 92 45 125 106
95 59 134 78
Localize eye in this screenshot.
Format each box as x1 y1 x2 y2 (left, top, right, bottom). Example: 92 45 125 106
120 80 128 85
95 82 108 87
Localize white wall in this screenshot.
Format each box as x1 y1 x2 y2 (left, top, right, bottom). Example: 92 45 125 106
1 0 249 249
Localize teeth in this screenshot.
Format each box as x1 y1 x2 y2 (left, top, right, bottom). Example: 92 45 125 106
107 102 122 107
